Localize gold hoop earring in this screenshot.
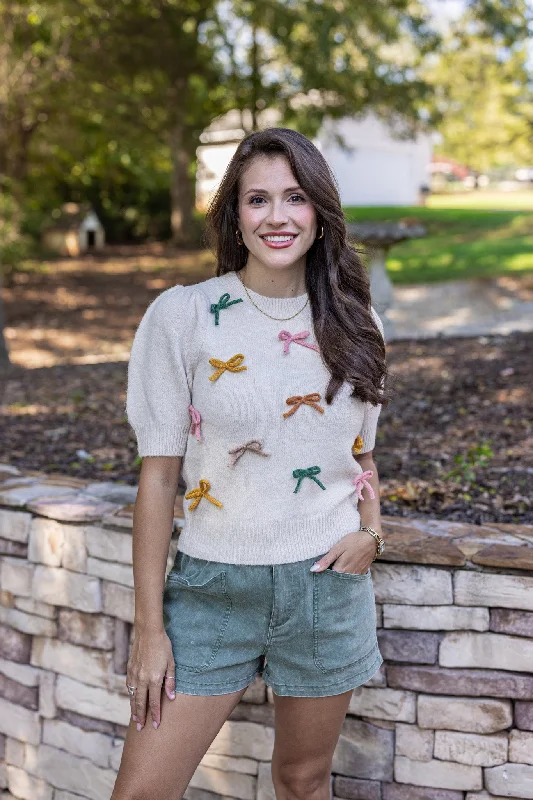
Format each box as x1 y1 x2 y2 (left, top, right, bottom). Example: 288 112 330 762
316 225 324 240
236 229 244 246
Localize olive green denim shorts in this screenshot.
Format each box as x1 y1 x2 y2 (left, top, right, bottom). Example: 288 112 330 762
162 549 382 698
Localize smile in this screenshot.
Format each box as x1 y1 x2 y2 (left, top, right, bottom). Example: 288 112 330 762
259 234 298 248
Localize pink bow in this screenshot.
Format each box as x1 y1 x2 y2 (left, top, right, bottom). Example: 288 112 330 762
352 470 375 501
188 404 202 441
278 330 320 354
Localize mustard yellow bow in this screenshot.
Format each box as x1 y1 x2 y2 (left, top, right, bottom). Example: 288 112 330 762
283 392 324 418
352 435 364 454
209 353 247 381
185 479 223 511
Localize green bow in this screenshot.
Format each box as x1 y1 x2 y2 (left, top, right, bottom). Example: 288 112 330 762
210 293 243 325
292 466 326 493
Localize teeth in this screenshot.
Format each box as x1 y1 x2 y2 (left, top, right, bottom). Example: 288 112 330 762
263 235 296 242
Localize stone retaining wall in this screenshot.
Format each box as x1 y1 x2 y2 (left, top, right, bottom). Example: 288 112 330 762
1 464 533 800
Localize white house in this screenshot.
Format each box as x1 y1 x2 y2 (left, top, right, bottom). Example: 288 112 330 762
315 114 432 206
196 109 432 210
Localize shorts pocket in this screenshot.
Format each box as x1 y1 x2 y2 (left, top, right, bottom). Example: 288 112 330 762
163 566 232 673
166 550 210 584
324 567 371 579
312 568 378 674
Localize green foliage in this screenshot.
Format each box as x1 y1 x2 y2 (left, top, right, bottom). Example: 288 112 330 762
0 189 33 281
2 0 532 247
0 1 76 182
443 442 494 484
210 0 438 139
465 0 533 44
29 110 174 240
425 2 533 171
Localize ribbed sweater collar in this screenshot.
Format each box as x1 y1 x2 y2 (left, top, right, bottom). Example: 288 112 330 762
222 270 310 320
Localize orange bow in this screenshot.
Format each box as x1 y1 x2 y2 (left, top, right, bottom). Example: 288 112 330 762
283 392 324 418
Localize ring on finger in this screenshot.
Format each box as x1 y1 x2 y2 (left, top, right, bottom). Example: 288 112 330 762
126 684 136 697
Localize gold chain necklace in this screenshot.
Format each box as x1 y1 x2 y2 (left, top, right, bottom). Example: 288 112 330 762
236 270 309 321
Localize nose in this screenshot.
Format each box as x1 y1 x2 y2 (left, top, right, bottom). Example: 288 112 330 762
266 198 290 226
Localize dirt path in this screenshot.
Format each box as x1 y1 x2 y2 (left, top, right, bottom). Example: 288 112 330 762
387 273 533 340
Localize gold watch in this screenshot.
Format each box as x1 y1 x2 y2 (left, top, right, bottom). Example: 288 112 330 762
359 526 385 560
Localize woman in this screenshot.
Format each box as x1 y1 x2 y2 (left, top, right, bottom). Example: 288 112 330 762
112 127 389 800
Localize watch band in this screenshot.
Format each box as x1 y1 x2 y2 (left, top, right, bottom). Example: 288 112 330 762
359 525 385 560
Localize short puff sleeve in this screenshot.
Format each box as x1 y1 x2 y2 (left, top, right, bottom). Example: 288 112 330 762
125 285 197 457
358 305 385 454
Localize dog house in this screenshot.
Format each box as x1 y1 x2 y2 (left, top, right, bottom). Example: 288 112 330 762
42 203 105 256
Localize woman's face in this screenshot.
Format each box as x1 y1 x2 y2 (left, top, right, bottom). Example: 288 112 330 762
237 154 318 274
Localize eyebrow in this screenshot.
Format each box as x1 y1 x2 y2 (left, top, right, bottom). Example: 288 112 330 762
244 186 304 195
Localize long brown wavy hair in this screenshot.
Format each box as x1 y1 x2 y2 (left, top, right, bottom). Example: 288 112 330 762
204 127 390 409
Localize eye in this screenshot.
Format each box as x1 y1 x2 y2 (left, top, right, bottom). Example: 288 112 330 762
248 193 306 205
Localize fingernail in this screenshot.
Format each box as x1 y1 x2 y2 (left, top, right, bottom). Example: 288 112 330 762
132 714 138 722
153 721 159 729
136 722 142 731
170 692 175 699
310 562 321 572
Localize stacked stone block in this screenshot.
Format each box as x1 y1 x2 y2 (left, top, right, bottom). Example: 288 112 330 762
0 466 532 799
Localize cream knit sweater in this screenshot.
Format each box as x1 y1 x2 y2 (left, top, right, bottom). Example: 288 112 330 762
126 269 384 565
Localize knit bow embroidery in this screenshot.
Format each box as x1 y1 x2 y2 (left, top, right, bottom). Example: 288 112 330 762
293 466 326 493
185 479 223 511
283 392 324 418
228 439 271 467
208 353 247 381
210 293 243 325
188 404 202 441
352 470 375 500
352 435 364 455
278 330 319 354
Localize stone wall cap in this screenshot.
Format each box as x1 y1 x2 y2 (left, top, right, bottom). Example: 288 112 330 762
1 467 531 569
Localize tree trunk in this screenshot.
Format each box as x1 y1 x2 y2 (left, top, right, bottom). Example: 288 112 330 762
250 16 259 132
0 106 6 179
0 100 12 369
169 120 198 248
11 113 36 186
0 272 11 371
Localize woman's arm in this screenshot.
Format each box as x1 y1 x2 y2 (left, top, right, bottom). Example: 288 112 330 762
124 286 199 731
127 456 181 732
132 456 182 631
353 449 383 537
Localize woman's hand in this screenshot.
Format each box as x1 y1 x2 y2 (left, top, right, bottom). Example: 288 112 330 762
310 530 378 574
127 626 176 731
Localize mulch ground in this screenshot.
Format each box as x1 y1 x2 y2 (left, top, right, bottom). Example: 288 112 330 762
1 248 531 525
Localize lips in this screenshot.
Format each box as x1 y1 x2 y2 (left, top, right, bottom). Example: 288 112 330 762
259 231 298 250
259 233 299 249
259 233 299 237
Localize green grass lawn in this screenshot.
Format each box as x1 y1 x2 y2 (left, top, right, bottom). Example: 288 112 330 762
343 191 533 284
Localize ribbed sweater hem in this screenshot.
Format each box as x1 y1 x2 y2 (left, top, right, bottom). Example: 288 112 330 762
136 424 190 457
176 500 363 565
